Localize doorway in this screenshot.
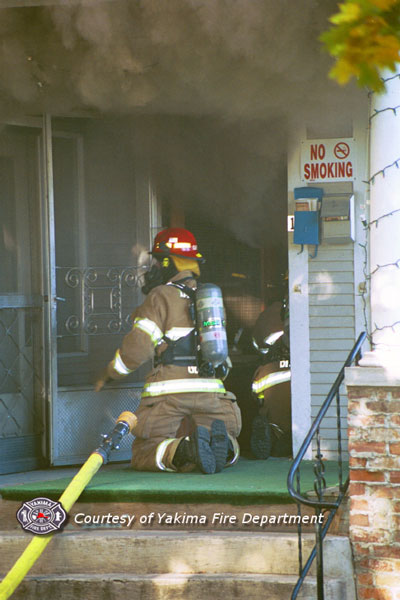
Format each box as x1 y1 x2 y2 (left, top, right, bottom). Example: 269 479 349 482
0 116 162 471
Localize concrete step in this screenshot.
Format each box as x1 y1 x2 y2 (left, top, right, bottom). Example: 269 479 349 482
7 572 347 600
0 531 349 577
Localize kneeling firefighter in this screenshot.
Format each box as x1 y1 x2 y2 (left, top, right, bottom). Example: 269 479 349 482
250 282 292 459
95 227 241 474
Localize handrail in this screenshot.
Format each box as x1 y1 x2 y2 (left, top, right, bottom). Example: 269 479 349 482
287 331 367 599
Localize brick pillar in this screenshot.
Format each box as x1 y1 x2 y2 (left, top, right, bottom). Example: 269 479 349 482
346 367 400 599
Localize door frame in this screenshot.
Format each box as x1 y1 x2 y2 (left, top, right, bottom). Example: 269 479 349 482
40 114 59 464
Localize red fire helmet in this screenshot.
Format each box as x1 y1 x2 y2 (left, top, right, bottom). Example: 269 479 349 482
151 228 203 260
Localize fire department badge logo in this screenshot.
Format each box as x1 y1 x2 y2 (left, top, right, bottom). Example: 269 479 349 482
16 497 66 535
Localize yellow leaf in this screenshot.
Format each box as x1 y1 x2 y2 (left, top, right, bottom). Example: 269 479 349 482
372 35 400 64
330 2 362 25
322 0 400 92
348 23 369 38
369 0 398 9
330 58 358 84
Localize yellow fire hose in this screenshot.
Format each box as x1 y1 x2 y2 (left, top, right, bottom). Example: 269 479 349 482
0 411 137 600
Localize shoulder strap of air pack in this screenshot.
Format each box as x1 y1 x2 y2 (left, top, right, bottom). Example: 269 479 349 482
155 280 198 367
166 279 197 320
166 279 196 299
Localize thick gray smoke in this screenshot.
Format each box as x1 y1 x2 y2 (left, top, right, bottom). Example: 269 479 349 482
0 0 364 120
0 0 367 247
129 113 288 247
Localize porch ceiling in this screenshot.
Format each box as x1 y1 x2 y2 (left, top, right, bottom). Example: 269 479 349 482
0 0 113 6
0 0 364 126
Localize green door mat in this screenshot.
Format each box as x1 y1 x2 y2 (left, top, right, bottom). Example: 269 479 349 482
0 458 348 506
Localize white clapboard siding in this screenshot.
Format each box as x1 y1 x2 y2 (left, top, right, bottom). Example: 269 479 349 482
311 338 354 350
310 316 354 328
309 305 354 318
309 271 354 283
316 440 349 458
311 372 349 384
311 388 343 402
311 395 348 413
309 243 354 460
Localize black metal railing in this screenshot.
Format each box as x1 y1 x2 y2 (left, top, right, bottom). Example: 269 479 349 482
287 331 367 600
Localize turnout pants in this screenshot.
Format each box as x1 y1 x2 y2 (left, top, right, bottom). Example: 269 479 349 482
131 391 242 472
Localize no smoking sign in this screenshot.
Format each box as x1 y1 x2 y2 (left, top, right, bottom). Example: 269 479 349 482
301 138 355 183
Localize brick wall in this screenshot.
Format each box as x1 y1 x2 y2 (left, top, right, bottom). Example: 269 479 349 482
346 373 400 600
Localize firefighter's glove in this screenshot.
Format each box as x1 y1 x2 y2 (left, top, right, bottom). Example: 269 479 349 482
94 367 112 392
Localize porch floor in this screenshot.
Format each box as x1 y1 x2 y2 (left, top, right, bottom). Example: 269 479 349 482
0 457 347 505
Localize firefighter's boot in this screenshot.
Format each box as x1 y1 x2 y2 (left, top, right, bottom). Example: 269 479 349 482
210 419 229 472
173 426 216 474
250 414 272 460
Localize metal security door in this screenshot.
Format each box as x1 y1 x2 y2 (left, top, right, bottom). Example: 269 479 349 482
0 123 46 474
49 116 149 466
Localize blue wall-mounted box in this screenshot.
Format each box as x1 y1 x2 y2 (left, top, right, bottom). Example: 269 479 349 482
293 210 320 245
293 187 323 250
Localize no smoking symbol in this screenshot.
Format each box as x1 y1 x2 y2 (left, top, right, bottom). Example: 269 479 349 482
334 142 350 159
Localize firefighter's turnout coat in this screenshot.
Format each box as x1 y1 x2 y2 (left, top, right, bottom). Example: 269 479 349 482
251 302 291 449
105 270 242 472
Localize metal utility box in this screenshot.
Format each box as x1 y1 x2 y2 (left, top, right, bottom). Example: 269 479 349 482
293 187 323 250
321 194 355 244
293 211 320 246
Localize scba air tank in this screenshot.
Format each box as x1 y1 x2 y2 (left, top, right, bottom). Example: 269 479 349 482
196 283 228 367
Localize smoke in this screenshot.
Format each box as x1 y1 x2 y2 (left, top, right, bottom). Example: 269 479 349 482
0 0 364 120
129 113 287 246
0 1 367 247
